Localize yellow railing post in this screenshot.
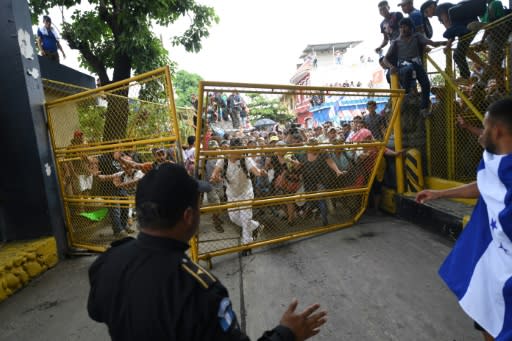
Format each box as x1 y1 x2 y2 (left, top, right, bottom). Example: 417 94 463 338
444 49 456 180
190 236 199 262
391 74 404 194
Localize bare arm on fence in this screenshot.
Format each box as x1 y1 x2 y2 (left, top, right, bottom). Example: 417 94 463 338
416 181 479 203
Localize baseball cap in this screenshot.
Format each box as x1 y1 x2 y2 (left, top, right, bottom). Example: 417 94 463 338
420 0 437 13
269 136 280 142
397 0 412 6
208 140 219 148
152 147 166 154
136 163 211 227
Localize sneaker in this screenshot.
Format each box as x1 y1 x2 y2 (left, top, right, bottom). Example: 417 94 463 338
252 224 265 240
420 100 432 118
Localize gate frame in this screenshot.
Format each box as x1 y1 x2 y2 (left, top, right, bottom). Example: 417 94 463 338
45 66 182 252
191 81 405 264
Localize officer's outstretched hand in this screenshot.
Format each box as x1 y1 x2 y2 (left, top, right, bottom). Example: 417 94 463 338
279 299 327 341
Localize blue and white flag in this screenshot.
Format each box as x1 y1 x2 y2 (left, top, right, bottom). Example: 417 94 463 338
439 151 512 340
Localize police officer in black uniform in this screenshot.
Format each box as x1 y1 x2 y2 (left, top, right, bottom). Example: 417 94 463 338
87 163 327 341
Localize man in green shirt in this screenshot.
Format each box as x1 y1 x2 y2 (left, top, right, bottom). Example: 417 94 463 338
478 0 509 94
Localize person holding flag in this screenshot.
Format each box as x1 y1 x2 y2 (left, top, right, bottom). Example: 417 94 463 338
416 98 512 341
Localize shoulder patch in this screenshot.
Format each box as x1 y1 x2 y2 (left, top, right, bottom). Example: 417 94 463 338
218 297 237 332
181 258 217 289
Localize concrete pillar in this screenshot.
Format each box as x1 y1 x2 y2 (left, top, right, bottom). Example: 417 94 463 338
0 0 68 256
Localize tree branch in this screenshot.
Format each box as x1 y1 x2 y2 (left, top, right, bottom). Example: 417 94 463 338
71 39 109 83
98 0 113 29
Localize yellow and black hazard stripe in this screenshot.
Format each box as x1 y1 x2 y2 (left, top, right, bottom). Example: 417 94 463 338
405 148 424 193
181 258 217 289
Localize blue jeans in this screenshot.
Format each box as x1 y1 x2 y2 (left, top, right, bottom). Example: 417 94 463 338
110 189 129 233
454 33 475 79
399 62 430 110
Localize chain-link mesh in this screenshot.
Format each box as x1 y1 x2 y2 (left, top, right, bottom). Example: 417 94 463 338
192 82 403 259
176 106 197 145
45 67 182 251
425 13 512 182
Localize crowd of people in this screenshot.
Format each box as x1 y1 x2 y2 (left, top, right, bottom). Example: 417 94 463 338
195 99 402 246
195 91 249 129
376 0 512 117
63 99 397 244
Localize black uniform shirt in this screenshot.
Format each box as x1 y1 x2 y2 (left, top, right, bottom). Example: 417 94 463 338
87 233 295 341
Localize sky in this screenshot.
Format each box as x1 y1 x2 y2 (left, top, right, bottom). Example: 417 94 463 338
40 0 445 84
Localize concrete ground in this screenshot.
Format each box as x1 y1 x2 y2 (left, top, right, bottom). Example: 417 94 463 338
0 215 479 341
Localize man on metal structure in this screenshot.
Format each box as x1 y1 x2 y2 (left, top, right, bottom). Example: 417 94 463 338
36 15 66 63
382 18 445 117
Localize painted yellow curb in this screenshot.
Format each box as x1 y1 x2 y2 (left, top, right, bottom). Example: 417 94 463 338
0 237 58 303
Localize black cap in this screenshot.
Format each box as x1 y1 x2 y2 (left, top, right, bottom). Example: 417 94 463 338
420 0 437 13
136 163 211 228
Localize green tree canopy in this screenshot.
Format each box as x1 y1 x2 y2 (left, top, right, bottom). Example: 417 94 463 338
246 93 295 123
30 0 218 83
172 70 203 108
30 0 218 140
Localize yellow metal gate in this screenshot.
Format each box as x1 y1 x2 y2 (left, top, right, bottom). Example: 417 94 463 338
45 67 181 252
190 82 404 264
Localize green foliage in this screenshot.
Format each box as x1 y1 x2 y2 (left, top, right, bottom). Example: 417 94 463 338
176 108 197 144
126 103 172 138
30 0 217 140
30 0 218 82
246 93 295 123
172 70 203 108
431 74 445 87
77 100 174 142
77 104 106 143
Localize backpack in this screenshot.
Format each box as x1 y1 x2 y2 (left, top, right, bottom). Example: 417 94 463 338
222 158 252 183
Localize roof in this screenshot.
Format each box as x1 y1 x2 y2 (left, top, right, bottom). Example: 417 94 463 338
300 41 363 58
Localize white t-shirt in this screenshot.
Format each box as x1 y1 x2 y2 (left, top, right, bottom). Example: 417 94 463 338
184 147 195 161
114 170 144 194
215 158 256 199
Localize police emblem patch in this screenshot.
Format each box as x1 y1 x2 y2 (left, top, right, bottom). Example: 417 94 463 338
218 297 235 332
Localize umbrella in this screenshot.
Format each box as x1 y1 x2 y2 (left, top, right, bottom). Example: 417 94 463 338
210 125 225 137
253 118 276 128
